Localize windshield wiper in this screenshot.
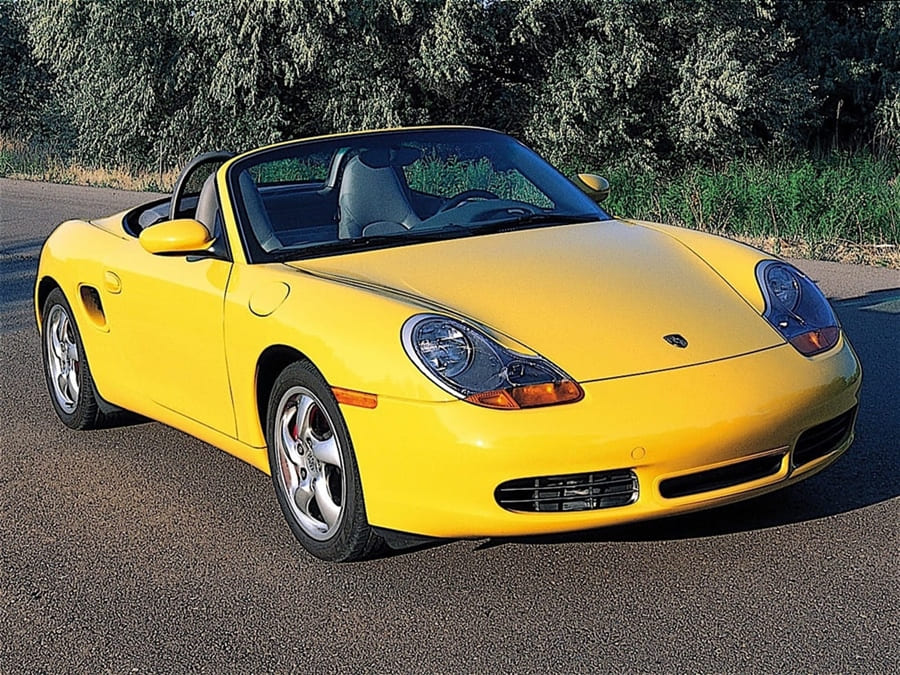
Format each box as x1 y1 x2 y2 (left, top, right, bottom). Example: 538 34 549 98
463 212 602 235
270 228 456 261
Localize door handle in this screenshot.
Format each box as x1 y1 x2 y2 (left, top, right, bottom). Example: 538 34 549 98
103 271 122 294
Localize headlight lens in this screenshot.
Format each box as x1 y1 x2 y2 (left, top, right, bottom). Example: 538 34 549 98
765 264 801 311
414 321 473 378
402 314 583 409
756 261 840 356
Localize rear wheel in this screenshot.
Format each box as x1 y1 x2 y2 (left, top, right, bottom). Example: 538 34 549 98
41 288 102 430
266 360 382 561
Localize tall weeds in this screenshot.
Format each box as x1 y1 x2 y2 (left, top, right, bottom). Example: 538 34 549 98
604 152 899 263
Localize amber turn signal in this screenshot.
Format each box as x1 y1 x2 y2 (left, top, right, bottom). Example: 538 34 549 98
789 326 839 356
331 386 378 409
466 380 583 409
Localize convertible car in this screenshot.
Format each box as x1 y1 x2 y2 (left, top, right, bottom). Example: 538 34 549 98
35 126 861 561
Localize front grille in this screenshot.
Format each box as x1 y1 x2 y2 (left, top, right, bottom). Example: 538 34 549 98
495 470 638 512
793 406 857 467
659 454 784 499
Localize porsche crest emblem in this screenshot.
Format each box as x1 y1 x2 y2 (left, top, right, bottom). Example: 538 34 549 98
663 334 689 348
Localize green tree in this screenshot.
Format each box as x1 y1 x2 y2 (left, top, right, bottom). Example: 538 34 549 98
12 0 899 175
668 0 811 159
23 0 184 167
21 0 285 168
511 0 813 171
510 0 667 170
781 0 900 153
0 0 57 138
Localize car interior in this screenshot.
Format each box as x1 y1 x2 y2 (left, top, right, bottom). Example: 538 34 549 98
124 146 448 252
122 131 585 263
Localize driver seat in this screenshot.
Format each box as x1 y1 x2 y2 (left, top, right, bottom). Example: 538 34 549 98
338 152 421 238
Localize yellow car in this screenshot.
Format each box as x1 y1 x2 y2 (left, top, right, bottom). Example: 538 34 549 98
35 127 861 561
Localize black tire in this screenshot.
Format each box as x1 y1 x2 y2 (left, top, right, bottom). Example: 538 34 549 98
40 288 103 430
266 360 382 562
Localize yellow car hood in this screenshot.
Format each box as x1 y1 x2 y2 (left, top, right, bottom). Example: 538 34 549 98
289 220 781 381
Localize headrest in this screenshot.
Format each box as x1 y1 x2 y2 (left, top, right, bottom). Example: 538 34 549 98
358 146 422 169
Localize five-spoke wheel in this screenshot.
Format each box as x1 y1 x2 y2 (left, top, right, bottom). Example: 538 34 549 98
45 303 80 413
274 386 346 540
266 360 382 561
40 288 102 429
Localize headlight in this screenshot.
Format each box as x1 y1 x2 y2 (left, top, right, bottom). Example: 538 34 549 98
401 314 583 409
756 261 840 356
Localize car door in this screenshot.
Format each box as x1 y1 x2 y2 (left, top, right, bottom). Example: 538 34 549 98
104 248 235 436
102 158 237 436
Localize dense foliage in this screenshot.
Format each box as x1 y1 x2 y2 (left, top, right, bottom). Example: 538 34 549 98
2 0 897 173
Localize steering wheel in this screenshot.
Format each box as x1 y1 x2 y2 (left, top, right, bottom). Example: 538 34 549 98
437 189 500 213
470 203 540 222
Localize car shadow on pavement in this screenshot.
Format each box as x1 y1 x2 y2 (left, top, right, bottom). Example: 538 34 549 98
480 288 900 549
0 238 44 334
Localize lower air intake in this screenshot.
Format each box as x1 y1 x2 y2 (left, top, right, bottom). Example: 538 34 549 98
495 470 638 513
659 454 784 499
793 406 857 467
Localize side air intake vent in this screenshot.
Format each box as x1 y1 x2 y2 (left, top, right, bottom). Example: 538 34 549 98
79 286 107 328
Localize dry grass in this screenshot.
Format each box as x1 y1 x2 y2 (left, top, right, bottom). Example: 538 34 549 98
733 235 900 269
0 137 178 192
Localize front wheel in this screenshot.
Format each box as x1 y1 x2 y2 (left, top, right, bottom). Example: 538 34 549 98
266 361 382 562
41 288 103 430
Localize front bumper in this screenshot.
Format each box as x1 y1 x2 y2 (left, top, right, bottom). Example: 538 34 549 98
343 337 861 538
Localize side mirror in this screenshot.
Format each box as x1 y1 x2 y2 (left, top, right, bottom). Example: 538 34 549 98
139 218 213 255
572 173 610 203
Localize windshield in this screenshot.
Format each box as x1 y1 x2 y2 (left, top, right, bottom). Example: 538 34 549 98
227 128 610 262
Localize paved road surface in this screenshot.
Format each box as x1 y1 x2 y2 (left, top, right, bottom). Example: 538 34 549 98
1 178 898 672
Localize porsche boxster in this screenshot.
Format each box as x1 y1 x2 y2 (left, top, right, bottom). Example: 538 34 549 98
35 127 861 561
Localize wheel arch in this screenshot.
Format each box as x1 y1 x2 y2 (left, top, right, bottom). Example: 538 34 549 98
35 275 62 331
255 344 316 438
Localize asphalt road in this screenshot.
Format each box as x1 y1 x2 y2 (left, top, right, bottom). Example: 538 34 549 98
1 178 898 673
